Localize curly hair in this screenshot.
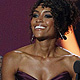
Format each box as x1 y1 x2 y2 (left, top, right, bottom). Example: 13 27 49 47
30 0 79 39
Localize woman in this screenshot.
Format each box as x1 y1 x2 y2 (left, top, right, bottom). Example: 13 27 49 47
2 0 80 80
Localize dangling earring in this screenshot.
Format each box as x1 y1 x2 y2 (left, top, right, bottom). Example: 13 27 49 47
31 34 35 43
58 31 67 40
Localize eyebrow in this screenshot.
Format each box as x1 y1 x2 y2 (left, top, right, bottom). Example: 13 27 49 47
33 10 52 13
33 10 39 13
44 11 52 13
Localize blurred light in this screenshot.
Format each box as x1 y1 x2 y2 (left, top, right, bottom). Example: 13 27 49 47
58 25 80 56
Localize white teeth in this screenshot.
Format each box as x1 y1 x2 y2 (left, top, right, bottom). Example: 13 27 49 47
35 26 46 29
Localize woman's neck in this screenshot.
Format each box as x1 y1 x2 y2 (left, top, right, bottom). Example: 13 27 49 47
33 39 57 58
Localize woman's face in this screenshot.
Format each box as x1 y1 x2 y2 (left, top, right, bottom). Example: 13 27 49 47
31 5 55 40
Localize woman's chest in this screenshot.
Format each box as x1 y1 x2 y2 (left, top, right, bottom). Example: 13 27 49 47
17 57 69 80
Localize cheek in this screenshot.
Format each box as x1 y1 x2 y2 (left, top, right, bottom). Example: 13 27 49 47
46 20 54 27
46 20 55 35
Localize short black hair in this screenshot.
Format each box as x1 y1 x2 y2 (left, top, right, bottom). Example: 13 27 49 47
30 0 79 39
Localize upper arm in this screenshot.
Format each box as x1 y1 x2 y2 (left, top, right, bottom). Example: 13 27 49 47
64 55 80 79
2 52 21 80
71 55 80 80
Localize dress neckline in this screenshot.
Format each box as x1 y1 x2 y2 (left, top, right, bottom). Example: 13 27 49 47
16 70 71 80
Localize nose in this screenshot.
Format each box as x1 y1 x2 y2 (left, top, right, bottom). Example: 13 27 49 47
36 16 43 23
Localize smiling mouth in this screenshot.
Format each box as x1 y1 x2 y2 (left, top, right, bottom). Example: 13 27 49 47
35 26 46 29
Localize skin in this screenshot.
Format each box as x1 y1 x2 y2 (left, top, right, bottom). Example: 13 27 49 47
2 5 80 80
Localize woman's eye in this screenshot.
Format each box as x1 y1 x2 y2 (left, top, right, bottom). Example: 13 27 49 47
32 14 39 18
45 14 52 18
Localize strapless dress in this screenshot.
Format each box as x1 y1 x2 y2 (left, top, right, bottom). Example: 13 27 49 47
15 71 72 80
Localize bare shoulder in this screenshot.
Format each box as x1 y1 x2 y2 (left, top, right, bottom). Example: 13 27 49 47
3 50 22 61
58 47 80 61
16 44 34 54
2 50 23 71
62 48 80 63
63 53 80 65
1 44 34 80
2 44 34 67
1 50 23 80
60 47 80 79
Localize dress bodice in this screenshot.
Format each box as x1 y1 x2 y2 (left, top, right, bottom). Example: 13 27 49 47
15 71 72 80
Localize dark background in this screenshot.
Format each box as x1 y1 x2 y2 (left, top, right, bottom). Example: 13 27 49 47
0 0 80 56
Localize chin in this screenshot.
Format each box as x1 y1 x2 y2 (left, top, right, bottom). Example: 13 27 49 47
36 35 56 41
36 36 47 41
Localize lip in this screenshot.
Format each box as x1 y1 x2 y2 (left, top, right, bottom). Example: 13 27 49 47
34 24 47 29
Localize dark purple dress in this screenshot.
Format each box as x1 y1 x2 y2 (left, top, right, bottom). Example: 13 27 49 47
15 71 72 80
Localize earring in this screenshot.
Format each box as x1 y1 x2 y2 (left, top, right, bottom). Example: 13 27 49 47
59 31 67 40
31 34 35 43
